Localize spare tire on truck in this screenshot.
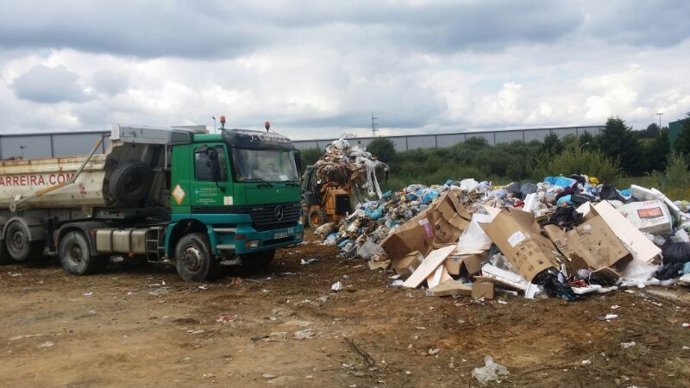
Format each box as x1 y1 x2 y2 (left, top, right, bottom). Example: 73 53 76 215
109 161 154 207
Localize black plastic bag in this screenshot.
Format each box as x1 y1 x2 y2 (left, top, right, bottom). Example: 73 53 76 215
540 206 584 230
571 193 595 206
655 262 684 280
661 242 690 264
533 268 576 301
600 184 626 202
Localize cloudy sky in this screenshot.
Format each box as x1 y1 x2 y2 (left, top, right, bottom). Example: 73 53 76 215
1 0 689 139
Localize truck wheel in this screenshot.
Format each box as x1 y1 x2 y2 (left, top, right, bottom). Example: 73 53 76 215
109 161 153 206
59 231 108 275
240 248 275 269
4 221 42 262
308 209 327 227
175 233 218 281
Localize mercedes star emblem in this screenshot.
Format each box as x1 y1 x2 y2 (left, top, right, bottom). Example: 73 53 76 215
274 206 284 221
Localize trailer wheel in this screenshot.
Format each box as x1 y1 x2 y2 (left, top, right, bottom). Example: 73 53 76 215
175 233 218 282
109 161 154 206
4 221 42 262
240 248 275 269
59 231 108 275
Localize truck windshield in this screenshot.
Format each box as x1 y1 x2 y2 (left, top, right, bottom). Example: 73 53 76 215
233 148 299 182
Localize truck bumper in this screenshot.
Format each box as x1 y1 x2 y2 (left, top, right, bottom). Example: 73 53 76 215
212 222 304 255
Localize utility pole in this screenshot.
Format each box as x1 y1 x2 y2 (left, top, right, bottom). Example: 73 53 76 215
656 112 664 129
371 113 378 137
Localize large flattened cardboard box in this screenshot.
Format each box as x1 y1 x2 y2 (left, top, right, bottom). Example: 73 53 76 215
480 208 560 281
381 191 469 263
544 215 632 279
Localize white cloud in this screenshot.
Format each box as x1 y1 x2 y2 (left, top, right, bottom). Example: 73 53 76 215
0 1 689 137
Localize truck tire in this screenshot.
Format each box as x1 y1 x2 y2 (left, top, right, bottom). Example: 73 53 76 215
4 221 42 262
59 231 108 275
240 248 275 269
109 161 154 206
175 233 218 282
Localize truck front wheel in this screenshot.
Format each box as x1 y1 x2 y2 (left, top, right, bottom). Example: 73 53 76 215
175 233 217 281
59 231 108 275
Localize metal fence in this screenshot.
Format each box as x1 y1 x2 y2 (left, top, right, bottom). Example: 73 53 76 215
293 125 604 151
0 125 603 159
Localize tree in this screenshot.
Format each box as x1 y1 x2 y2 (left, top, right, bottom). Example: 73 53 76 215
299 148 322 173
366 137 396 164
641 128 670 172
643 123 660 138
539 133 563 157
598 117 643 175
673 113 690 156
579 131 596 151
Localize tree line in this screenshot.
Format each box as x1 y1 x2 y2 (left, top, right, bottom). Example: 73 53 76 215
300 114 690 195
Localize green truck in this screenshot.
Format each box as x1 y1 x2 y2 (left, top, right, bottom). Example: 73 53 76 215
0 124 304 281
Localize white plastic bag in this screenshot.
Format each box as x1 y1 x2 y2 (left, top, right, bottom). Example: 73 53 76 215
472 356 509 385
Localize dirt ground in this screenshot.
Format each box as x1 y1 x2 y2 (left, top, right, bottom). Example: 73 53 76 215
1 232 689 388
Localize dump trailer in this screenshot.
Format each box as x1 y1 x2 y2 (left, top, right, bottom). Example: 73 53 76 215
0 124 304 281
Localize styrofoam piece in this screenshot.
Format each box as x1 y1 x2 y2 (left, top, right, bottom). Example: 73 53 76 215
480 264 530 291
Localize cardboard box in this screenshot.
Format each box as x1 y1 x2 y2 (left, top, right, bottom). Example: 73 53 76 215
447 252 486 275
619 200 672 235
544 215 633 280
426 191 470 244
381 191 470 262
480 208 561 281
393 251 424 277
445 256 462 275
585 201 661 263
381 210 435 262
426 265 453 288
426 280 472 297
472 282 495 300
403 245 456 289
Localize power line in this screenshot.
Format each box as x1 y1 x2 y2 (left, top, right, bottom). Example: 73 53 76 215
371 113 378 137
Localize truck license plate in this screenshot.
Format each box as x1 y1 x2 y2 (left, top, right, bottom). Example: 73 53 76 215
274 232 288 239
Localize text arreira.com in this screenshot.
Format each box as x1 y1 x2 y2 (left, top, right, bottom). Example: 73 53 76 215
0 173 76 187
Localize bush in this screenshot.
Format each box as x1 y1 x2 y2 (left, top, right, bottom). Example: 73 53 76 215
299 148 322 173
366 137 396 164
661 152 690 199
533 147 621 184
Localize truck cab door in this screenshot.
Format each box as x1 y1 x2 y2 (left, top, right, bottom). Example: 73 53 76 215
191 143 234 210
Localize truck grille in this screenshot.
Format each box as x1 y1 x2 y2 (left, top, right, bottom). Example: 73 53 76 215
234 202 300 231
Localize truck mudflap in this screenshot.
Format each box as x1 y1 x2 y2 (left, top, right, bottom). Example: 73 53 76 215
210 223 304 255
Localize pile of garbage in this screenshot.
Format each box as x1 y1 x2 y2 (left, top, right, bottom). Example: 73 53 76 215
312 138 389 200
316 175 690 300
